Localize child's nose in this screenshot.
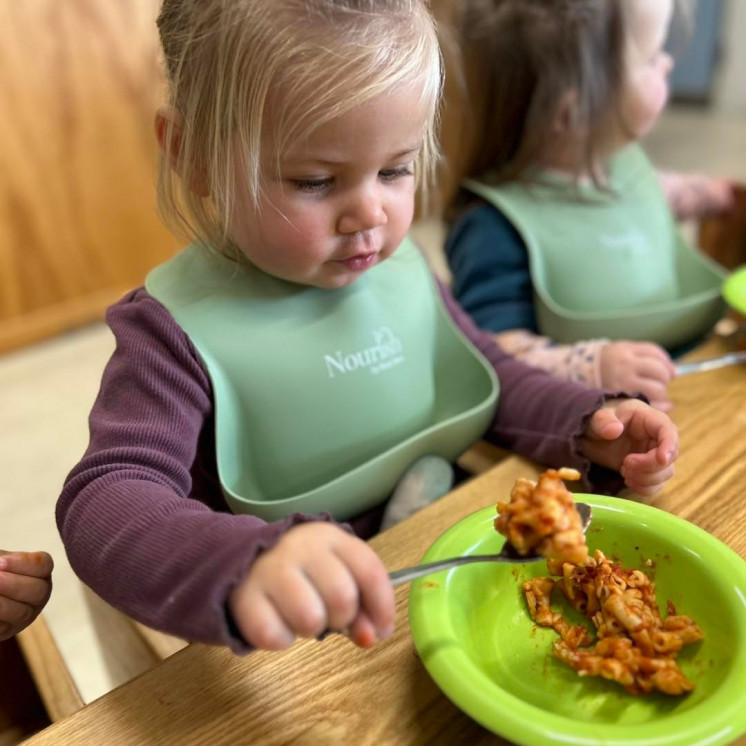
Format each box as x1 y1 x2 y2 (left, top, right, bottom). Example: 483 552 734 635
337 189 387 234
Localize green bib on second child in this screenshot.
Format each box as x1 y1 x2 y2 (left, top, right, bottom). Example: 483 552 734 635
145 238 498 522
464 144 726 349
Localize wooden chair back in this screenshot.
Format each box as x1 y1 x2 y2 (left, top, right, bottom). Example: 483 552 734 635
699 185 746 270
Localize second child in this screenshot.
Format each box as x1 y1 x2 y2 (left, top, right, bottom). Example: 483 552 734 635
446 0 733 412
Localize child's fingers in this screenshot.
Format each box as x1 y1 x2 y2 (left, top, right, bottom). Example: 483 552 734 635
0 594 37 634
656 434 678 465
618 402 678 463
633 344 676 375
302 556 361 633
232 586 295 650
621 453 676 494
332 537 395 639
347 609 380 649
0 621 13 642
625 480 665 497
643 417 678 465
622 465 675 496
632 377 669 404
634 356 675 383
649 398 674 414
264 568 327 640
0 571 52 607
0 552 53 579
622 448 676 476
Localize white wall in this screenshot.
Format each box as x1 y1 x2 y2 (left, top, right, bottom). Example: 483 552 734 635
715 0 746 113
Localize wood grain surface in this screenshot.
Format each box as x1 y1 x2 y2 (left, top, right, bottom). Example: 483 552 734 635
16 616 83 724
22 335 746 745
0 0 176 353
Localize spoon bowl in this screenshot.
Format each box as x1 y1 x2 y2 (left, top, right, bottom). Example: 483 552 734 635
389 502 592 586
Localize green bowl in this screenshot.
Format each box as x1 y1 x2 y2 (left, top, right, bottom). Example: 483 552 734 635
723 265 746 315
408 495 746 746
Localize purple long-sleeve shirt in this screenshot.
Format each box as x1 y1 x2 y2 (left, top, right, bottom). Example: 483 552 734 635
57 281 624 653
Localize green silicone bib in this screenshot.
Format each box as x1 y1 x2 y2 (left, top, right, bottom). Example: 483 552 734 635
146 238 498 521
465 144 726 349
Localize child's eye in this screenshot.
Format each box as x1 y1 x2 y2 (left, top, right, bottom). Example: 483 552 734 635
290 177 333 193
379 165 414 182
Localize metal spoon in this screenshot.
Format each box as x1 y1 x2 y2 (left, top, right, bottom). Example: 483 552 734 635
388 503 592 586
674 350 746 376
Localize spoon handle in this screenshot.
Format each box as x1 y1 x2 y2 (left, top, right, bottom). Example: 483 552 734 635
675 350 746 376
388 551 539 586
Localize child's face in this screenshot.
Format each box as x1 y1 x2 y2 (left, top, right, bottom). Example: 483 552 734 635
229 84 427 289
621 0 674 141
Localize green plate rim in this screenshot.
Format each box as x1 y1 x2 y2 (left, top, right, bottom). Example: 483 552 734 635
723 265 746 314
408 494 746 746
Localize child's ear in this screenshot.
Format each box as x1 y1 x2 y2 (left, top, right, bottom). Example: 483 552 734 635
551 90 579 136
154 106 210 197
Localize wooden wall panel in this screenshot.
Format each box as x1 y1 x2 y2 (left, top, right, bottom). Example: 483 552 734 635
0 0 177 353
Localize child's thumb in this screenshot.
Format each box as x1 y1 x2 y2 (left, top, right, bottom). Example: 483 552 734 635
589 408 625 441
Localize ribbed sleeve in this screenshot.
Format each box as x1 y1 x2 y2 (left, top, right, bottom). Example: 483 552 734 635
57 290 334 652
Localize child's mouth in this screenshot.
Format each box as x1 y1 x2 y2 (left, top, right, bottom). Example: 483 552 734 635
333 252 378 272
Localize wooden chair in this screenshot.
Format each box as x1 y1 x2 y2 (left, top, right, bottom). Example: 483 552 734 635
0 615 83 743
699 185 746 270
699 185 746 348
0 634 50 745
16 616 84 724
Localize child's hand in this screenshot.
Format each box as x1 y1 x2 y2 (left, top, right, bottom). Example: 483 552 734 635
228 523 395 651
0 551 54 641
700 177 736 218
660 171 735 221
599 342 676 412
580 398 678 496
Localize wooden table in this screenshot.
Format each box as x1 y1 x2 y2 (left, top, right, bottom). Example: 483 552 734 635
24 336 746 746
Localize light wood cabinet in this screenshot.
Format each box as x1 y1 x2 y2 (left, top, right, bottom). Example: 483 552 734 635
0 0 177 354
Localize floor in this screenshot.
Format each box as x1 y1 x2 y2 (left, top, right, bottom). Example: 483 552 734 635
1 104 745 706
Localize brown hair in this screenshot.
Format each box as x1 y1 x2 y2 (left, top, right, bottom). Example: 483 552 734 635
460 0 627 185
155 0 442 256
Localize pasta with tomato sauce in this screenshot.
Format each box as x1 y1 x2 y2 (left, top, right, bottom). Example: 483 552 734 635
495 469 703 695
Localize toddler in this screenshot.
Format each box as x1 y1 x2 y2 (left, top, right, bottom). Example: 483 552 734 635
0 550 53 640
446 0 733 412
58 0 678 654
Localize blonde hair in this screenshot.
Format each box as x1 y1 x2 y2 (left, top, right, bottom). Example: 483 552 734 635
156 0 443 255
